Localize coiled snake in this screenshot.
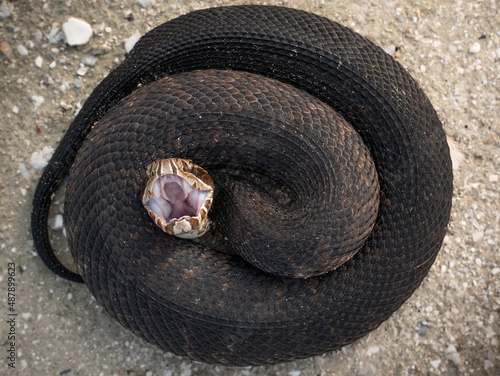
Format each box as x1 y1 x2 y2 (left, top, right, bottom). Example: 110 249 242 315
31 5 453 366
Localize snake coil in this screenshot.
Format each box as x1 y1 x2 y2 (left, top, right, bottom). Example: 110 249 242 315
31 5 453 365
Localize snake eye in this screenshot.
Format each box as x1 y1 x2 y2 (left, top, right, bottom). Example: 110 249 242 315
142 158 214 238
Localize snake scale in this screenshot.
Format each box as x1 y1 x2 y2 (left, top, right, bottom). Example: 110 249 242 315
31 5 453 365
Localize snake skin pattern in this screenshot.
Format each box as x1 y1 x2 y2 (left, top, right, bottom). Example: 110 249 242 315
31 5 453 365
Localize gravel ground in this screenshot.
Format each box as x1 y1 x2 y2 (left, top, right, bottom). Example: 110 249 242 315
0 0 498 375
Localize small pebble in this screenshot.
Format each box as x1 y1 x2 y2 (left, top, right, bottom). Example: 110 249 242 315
49 61 56 69
124 30 141 53
0 39 14 60
448 352 461 366
492 268 500 276
34 30 43 43
81 55 97 67
31 95 44 107
446 344 461 366
48 214 64 230
489 174 498 182
475 258 482 267
35 56 43 68
137 0 154 7
73 79 82 89
430 359 441 368
48 25 65 44
30 146 54 170
481 75 487 84
0 1 12 19
382 45 396 55
288 371 301 376
18 162 30 178
77 66 88 76
469 42 480 54
12 105 19 114
448 44 458 54
366 345 380 356
63 17 93 46
16 44 29 56
417 321 428 336
472 231 484 243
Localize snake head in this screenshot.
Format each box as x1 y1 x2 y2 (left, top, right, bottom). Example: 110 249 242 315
142 158 214 239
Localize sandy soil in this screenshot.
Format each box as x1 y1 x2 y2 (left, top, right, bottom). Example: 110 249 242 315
0 0 498 375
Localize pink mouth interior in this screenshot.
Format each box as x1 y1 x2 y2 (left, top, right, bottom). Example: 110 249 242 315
145 174 210 222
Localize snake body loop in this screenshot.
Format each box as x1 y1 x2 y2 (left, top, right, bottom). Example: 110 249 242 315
31 5 453 365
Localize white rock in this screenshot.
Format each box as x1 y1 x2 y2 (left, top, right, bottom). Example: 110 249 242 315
484 360 493 369
430 359 441 368
489 174 498 182
77 66 88 76
486 327 495 338
137 0 154 7
288 371 301 376
446 136 465 171
382 45 396 55
35 29 43 43
81 55 97 66
124 30 141 53
472 231 484 243
366 345 380 356
16 44 29 56
0 1 12 19
48 214 64 230
448 352 461 366
63 17 93 46
18 162 29 178
445 344 461 366
12 105 19 114
73 79 82 89
492 268 500 276
31 95 44 107
469 42 480 54
30 146 54 170
35 56 43 68
48 25 65 44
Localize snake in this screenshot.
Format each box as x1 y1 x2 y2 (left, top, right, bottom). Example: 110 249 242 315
31 5 453 366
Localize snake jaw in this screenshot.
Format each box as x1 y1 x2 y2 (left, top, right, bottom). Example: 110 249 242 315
142 158 214 239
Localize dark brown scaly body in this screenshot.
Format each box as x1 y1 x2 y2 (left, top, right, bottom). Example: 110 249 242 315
31 5 453 365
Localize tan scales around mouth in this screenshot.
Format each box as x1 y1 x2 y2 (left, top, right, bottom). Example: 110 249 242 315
142 158 214 239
